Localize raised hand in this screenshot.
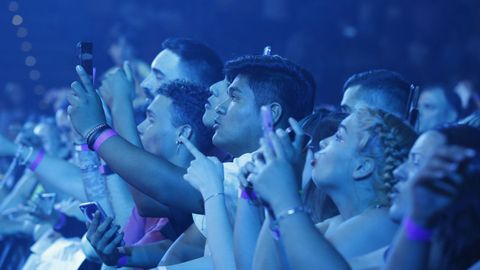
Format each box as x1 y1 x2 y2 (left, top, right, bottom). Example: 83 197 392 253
98 61 135 109
67 65 107 137
408 145 476 227
250 119 308 213
86 212 126 266
179 136 224 198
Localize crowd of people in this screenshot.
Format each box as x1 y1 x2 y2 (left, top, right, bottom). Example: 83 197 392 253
0 36 479 270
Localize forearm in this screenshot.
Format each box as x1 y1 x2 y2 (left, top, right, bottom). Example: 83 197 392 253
383 228 430 270
121 240 173 268
96 136 203 214
34 154 87 201
234 199 264 270
163 256 213 270
277 211 350 270
159 224 206 266
204 195 236 270
252 219 285 270
0 172 37 212
111 97 142 148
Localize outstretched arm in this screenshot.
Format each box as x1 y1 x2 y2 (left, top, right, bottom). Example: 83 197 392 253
68 65 203 214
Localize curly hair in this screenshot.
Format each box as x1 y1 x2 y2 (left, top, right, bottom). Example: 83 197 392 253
354 108 417 206
157 79 214 153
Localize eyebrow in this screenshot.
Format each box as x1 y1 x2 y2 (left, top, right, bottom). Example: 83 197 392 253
152 68 165 76
339 124 348 133
146 109 155 117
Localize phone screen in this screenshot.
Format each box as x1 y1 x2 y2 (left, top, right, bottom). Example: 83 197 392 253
76 41 93 76
79 202 106 223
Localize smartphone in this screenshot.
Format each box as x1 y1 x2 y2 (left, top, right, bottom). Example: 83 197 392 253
76 41 93 76
261 106 273 144
37 193 56 215
79 201 107 223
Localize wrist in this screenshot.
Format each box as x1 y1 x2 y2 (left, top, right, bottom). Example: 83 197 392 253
270 192 302 215
402 216 433 241
111 95 132 112
409 209 435 229
116 255 129 268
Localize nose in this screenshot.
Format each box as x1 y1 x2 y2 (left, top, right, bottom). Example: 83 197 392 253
214 97 230 115
393 162 408 183
137 120 147 135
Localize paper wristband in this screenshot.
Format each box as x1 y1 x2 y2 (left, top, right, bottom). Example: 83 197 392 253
29 149 45 171
403 216 433 241
117 255 128 267
93 129 118 152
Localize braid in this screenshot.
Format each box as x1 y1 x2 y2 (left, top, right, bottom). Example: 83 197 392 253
356 108 417 206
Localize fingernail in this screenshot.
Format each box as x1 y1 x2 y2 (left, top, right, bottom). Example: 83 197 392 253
76 65 81 72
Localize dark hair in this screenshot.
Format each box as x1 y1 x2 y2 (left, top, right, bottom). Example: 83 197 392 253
343 70 411 117
162 38 223 87
157 79 214 153
432 125 480 270
422 85 463 116
224 55 316 123
300 109 347 223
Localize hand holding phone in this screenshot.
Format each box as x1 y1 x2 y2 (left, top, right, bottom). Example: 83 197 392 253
77 42 93 75
79 201 107 223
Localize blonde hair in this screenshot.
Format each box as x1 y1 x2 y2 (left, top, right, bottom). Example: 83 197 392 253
355 108 417 206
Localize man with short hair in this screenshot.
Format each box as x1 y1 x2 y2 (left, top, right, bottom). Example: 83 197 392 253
417 85 462 133
340 69 411 118
141 38 224 97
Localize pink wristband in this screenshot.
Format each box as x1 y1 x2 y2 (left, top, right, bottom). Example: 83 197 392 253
117 255 128 267
403 216 433 242
29 149 45 172
93 129 118 151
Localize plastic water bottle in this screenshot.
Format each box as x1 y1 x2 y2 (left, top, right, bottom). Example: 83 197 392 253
74 146 113 215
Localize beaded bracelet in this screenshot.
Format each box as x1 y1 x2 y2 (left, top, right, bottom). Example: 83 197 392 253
85 123 108 142
275 205 311 223
204 192 224 203
87 125 111 150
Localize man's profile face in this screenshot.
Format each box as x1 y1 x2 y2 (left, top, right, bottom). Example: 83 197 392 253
212 74 263 157
418 88 457 133
140 49 187 97
137 95 178 159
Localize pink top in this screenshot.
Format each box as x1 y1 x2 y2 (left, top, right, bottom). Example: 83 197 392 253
123 207 169 246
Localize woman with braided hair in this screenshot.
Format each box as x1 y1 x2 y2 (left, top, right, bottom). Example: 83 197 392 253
248 108 417 270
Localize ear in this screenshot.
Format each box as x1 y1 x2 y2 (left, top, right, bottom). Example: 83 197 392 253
269 102 283 126
176 125 193 141
352 156 376 180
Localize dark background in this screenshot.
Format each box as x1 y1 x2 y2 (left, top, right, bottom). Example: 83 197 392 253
1 0 480 114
